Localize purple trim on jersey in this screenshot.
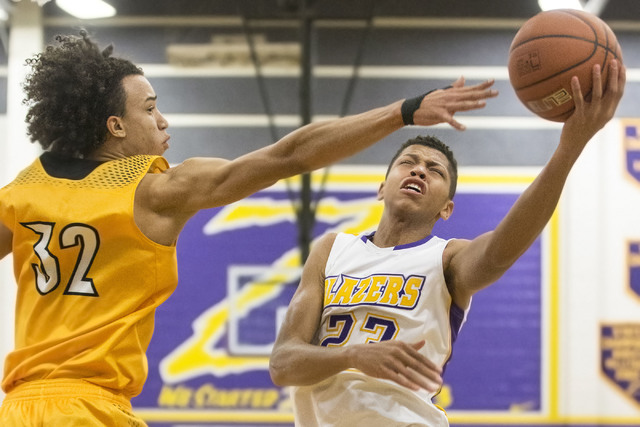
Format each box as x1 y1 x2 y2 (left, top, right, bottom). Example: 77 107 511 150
360 232 375 244
360 232 434 250
449 302 465 343
395 234 434 250
440 301 466 379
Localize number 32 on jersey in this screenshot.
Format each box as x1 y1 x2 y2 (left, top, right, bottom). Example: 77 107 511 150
21 221 100 297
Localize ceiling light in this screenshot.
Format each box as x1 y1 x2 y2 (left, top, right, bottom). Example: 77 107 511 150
0 0 10 22
55 0 116 19
538 0 583 10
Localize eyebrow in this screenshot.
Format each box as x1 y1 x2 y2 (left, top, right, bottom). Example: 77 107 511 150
145 95 158 102
401 153 445 167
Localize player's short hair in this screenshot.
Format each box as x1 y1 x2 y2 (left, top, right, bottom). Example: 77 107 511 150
23 30 143 158
386 135 458 199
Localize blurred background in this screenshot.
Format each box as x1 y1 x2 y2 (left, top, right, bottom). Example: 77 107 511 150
0 1 639 426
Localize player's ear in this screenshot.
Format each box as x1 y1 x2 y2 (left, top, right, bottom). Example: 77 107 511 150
106 116 126 138
439 200 454 221
377 182 385 201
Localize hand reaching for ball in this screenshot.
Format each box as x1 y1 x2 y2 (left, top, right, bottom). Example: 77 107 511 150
562 59 626 145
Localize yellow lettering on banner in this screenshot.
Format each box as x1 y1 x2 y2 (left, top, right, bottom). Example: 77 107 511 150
324 277 337 306
262 390 280 408
158 385 192 408
158 384 280 409
379 276 403 305
351 277 371 304
332 277 359 305
398 276 424 308
239 390 253 406
363 275 386 303
218 390 240 406
194 384 217 407
634 159 640 173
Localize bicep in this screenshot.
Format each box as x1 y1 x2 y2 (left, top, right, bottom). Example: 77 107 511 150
275 278 324 347
445 233 507 306
274 233 337 348
0 221 12 260
150 150 300 214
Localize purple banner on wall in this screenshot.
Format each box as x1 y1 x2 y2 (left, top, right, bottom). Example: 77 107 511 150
601 323 640 408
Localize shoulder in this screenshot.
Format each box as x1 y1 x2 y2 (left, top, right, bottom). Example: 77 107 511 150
442 238 470 261
442 238 472 283
313 232 339 256
442 238 473 308
304 232 339 272
321 231 368 258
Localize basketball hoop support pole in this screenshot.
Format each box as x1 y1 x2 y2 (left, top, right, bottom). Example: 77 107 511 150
298 0 314 265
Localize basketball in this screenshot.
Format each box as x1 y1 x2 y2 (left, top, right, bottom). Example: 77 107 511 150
508 9 622 122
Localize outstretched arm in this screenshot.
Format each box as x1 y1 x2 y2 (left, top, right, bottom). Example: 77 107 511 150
0 221 11 260
445 61 626 308
146 78 498 215
269 233 442 392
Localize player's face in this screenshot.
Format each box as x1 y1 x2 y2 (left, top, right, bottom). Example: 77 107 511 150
119 75 170 156
379 145 454 221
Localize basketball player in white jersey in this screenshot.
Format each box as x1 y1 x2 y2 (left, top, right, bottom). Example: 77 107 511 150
270 60 625 426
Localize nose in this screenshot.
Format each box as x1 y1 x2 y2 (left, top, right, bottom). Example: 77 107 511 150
157 111 169 130
410 167 426 180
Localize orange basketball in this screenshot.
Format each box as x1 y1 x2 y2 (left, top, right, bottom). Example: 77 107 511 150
508 9 622 122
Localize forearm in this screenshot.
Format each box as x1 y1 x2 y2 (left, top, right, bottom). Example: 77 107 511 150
270 78 497 174
272 101 404 174
269 340 354 387
484 63 623 269
450 65 622 297
488 137 583 266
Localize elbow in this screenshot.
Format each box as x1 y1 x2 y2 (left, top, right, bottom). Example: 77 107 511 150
269 370 285 388
269 355 289 387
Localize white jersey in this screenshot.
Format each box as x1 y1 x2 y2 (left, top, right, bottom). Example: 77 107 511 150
291 232 469 427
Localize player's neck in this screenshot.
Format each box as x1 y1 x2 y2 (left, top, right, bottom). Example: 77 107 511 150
373 215 435 248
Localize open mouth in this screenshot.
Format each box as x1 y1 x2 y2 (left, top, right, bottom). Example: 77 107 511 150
402 182 424 194
404 183 422 193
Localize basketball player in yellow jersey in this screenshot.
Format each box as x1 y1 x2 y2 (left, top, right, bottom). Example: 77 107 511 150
0 31 497 426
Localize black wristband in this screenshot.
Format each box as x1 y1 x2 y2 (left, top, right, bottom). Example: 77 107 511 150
400 85 454 126
401 90 433 125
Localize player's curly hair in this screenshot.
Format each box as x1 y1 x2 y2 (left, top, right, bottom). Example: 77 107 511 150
386 135 458 199
23 30 143 158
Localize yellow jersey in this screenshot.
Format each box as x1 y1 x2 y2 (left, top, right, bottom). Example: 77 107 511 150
0 154 178 399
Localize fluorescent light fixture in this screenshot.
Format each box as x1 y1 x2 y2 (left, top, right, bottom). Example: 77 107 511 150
55 0 116 19
538 0 584 10
0 0 10 22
